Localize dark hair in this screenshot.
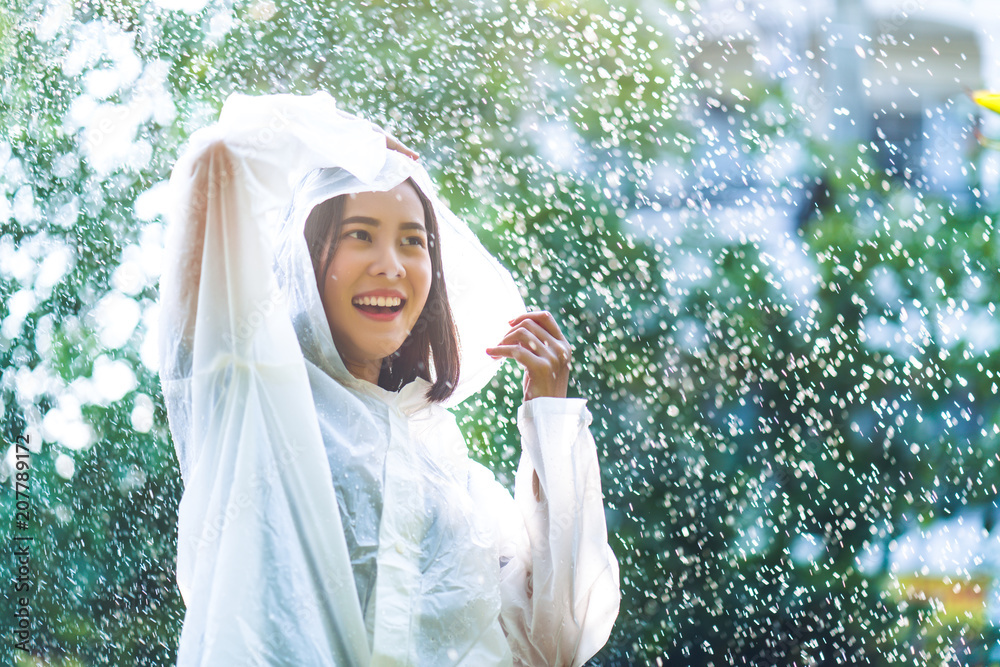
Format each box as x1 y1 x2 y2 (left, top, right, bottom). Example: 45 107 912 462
303 177 460 402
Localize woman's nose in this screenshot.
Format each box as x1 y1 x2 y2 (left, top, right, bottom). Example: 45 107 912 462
369 243 406 279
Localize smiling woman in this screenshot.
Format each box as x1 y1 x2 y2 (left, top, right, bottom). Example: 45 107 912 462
320 186 434 362
157 91 621 666
304 181 460 399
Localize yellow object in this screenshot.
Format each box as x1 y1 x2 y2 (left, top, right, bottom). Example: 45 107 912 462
972 90 1000 114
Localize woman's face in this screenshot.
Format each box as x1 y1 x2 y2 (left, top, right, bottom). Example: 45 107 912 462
320 183 432 380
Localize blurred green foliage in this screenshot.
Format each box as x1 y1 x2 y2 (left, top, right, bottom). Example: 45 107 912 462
2 0 999 665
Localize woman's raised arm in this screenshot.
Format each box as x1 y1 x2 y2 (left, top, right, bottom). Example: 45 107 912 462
159 93 395 666
158 92 395 383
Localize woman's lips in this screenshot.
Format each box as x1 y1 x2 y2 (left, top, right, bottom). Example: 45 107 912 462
354 305 402 321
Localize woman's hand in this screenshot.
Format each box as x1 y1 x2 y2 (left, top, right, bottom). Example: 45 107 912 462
386 135 419 161
486 311 571 401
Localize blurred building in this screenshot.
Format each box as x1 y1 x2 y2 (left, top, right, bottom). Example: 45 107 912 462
629 0 997 242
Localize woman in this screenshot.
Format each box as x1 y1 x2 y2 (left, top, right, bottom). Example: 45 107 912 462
159 92 619 666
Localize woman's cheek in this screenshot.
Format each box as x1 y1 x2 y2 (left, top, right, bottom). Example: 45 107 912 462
416 260 433 304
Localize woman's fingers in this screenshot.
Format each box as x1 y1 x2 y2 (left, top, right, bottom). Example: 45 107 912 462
485 344 534 365
486 341 562 396
490 324 563 369
386 136 419 161
508 310 564 340
487 310 571 400
512 317 572 363
494 325 552 358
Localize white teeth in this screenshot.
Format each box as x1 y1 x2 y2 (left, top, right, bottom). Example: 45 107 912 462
353 296 403 307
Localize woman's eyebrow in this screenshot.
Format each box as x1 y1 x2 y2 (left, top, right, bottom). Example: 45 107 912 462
341 216 380 226
342 216 426 232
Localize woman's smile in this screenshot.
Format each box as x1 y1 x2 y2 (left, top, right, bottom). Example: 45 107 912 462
351 289 408 321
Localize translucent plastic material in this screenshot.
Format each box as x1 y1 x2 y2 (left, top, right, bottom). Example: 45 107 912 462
159 92 620 665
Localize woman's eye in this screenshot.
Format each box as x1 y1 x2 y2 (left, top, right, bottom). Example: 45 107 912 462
402 236 426 248
344 229 371 242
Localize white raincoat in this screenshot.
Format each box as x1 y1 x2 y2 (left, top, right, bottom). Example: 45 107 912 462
158 92 620 666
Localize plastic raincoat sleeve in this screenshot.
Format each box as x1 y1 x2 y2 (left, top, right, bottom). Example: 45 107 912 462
159 93 386 665
475 398 621 667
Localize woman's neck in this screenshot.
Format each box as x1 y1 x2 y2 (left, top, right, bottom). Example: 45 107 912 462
342 356 382 385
